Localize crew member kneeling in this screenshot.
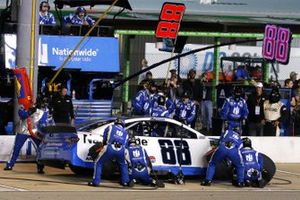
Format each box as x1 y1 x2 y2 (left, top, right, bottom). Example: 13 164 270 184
239 137 265 188
126 137 164 187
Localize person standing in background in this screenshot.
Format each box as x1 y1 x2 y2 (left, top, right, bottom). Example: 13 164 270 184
246 82 266 136
138 59 149 85
182 69 203 129
39 1 56 25
51 86 75 125
63 7 95 26
201 72 213 134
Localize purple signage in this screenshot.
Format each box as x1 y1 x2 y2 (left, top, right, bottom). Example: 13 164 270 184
262 25 292 65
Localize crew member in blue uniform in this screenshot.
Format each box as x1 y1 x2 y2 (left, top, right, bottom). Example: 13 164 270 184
174 92 196 126
126 137 165 187
201 124 245 187
132 82 150 115
151 95 171 118
143 82 158 115
39 1 56 25
234 65 250 81
240 137 264 187
89 118 133 187
4 95 52 173
220 86 249 132
63 7 95 26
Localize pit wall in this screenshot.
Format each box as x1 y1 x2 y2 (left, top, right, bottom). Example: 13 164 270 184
0 136 299 163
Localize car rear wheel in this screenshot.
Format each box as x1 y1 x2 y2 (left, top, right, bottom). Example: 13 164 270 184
69 165 93 176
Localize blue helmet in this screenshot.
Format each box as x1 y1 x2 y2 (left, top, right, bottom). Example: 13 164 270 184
76 7 86 15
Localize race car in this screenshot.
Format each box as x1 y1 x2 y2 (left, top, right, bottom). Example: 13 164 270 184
37 117 275 183
37 117 210 176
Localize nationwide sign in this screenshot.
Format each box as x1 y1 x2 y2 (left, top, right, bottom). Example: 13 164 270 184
5 34 120 72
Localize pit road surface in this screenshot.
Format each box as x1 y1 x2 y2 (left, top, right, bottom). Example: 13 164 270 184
0 163 299 200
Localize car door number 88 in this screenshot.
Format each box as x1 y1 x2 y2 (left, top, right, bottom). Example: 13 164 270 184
158 139 191 165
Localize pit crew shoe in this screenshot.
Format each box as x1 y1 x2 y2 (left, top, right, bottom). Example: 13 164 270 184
37 169 45 174
154 180 165 188
4 166 12 171
88 182 99 187
236 182 244 187
122 180 134 187
201 180 212 186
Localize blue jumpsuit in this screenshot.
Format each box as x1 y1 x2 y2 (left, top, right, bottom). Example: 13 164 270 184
92 124 130 186
166 98 176 114
132 90 149 115
240 147 263 182
127 145 153 184
205 129 244 183
174 100 196 125
39 12 56 25
151 105 171 118
63 14 95 26
6 107 50 169
220 97 249 130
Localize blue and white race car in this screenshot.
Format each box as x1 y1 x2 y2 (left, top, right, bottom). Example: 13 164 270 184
37 117 211 176
37 117 276 184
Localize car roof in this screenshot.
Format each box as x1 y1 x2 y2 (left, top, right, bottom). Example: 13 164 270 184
78 117 205 138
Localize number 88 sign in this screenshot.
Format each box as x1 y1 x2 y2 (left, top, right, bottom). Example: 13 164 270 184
262 25 292 65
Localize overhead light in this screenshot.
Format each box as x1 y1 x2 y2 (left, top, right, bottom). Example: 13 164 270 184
199 0 218 5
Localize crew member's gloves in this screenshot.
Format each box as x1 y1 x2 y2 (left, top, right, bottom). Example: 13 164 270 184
28 107 37 115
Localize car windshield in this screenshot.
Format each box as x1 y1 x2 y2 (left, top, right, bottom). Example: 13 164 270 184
126 120 197 139
77 119 113 132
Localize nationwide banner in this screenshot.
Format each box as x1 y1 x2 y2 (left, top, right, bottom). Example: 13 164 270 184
4 34 120 72
145 43 300 81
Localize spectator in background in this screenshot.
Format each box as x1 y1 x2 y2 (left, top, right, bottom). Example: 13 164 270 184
138 59 149 85
51 86 75 125
182 69 203 128
63 7 95 26
284 78 296 107
234 65 250 82
39 1 56 25
201 72 213 134
246 82 266 136
142 71 153 83
263 88 288 136
290 71 298 90
292 89 300 135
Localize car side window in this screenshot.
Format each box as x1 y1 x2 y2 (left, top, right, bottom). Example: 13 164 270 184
126 121 153 137
164 123 197 139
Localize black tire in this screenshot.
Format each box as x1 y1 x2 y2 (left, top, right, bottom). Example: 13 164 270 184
69 160 116 177
205 149 233 180
69 165 93 176
261 153 276 184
